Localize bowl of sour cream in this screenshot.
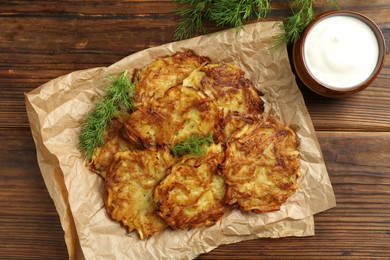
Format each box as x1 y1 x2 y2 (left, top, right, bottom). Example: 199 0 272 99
292 10 386 98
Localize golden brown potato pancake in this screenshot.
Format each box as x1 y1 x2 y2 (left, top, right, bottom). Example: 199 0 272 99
183 63 264 141
222 115 300 213
125 85 221 148
185 63 263 115
221 112 264 142
134 50 210 105
104 148 174 239
89 113 133 178
154 143 226 229
91 51 301 239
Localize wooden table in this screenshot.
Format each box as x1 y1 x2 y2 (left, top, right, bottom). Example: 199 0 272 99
1 1 389 259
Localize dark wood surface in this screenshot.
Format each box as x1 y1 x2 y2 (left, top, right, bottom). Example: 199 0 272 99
1 1 389 259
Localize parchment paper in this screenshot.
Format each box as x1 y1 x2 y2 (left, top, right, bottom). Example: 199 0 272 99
25 21 336 260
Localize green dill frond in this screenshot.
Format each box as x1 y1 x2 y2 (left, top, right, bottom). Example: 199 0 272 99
173 0 340 46
273 0 315 47
288 0 314 42
253 0 272 19
106 70 135 110
326 0 342 9
79 71 135 160
209 0 271 28
174 0 211 40
169 133 213 157
79 99 116 159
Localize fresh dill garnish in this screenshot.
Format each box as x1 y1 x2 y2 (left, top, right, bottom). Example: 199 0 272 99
174 0 211 40
274 0 315 47
169 133 214 157
174 0 340 44
79 71 135 160
209 0 271 28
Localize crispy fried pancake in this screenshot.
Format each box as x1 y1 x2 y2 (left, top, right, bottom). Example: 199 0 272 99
134 50 210 105
154 143 226 229
221 112 264 142
222 115 300 213
89 113 133 178
104 148 174 239
125 85 221 148
185 63 263 115
183 63 264 141
92 51 301 239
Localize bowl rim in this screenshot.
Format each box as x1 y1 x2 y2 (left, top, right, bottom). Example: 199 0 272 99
293 10 386 97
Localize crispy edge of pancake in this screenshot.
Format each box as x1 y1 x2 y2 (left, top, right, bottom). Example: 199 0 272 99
222 115 300 213
183 63 264 142
124 85 222 148
154 143 226 230
197 63 264 115
134 49 211 105
104 148 174 239
89 112 133 178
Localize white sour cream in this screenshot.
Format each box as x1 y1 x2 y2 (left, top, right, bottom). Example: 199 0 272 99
304 15 379 90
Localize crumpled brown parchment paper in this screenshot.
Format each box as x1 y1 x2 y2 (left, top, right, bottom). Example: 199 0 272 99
25 21 336 260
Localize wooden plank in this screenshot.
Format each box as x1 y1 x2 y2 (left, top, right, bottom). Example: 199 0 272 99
296 65 390 131
1 1 389 129
0 128 68 259
1 0 389 259
0 128 389 258
200 131 390 258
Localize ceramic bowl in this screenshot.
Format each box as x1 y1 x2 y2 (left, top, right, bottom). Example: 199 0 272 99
292 10 386 98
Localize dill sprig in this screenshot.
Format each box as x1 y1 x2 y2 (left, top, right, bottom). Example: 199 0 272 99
174 0 270 39
326 0 341 10
79 71 135 160
174 0 340 44
169 133 214 157
274 0 315 47
209 0 271 28
174 0 211 40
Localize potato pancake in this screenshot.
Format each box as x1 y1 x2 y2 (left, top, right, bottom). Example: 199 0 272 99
185 63 263 115
86 50 302 239
183 63 264 141
154 143 226 229
134 50 210 105
221 112 264 142
89 113 133 178
104 148 174 239
222 115 300 213
125 85 221 148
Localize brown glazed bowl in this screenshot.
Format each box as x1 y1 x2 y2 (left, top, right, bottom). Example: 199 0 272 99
292 10 386 98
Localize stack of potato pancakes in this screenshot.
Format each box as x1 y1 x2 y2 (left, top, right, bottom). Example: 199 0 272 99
88 50 300 240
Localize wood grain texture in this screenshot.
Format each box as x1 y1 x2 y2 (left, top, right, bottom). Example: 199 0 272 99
0 128 68 259
201 132 390 259
0 0 389 259
0 0 389 130
1 129 389 259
